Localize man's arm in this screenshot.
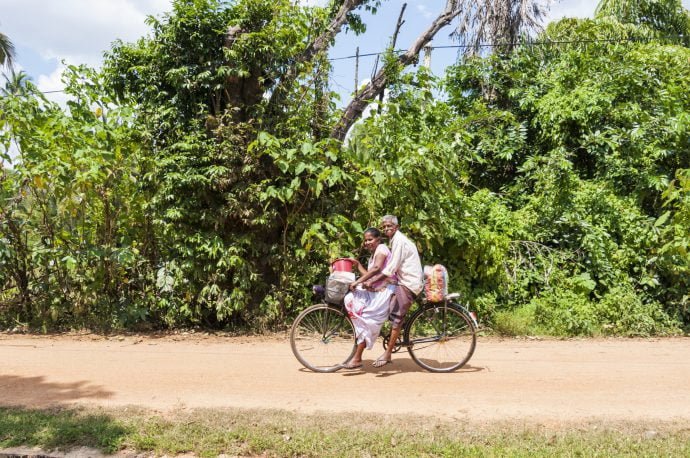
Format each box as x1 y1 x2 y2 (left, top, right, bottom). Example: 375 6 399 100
380 238 402 278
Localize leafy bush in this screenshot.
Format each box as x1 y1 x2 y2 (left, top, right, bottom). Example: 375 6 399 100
492 303 539 336
532 288 599 336
1 1 689 335
596 284 678 336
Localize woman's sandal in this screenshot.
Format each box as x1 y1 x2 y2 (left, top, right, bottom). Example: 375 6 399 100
342 362 363 370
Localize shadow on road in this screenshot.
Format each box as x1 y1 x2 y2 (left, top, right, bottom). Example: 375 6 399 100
297 359 486 376
370 359 486 377
0 375 113 408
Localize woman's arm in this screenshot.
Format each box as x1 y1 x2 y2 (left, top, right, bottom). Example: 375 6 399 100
361 256 387 290
354 258 367 276
349 248 386 289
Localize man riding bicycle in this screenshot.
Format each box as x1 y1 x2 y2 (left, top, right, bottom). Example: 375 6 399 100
362 215 423 367
290 214 477 373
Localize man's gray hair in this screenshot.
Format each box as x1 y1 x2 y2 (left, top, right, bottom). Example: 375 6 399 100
381 214 399 226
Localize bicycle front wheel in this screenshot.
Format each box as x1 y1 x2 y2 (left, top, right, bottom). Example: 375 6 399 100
290 303 357 373
405 303 476 372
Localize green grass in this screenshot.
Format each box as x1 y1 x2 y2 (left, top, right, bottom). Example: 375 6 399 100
0 407 127 453
1 406 689 457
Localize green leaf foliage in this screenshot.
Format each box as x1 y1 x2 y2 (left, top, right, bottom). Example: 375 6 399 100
442 14 689 334
1 66 153 329
1 0 688 335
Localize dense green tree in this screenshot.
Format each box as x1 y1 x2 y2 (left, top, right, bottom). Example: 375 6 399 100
100 0 361 325
0 66 152 329
100 0 547 326
442 13 689 333
1 0 688 335
595 0 690 43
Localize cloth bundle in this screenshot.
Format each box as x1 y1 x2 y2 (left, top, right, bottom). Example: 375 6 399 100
325 271 355 304
424 264 448 303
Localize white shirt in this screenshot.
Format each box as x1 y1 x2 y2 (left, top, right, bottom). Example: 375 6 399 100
381 230 424 295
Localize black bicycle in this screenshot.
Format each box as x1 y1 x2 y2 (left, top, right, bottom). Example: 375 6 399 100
290 286 478 373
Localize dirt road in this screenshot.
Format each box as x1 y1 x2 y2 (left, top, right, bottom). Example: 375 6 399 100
1 334 689 423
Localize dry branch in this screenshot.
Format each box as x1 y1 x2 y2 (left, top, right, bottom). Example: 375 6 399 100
266 0 367 115
331 1 461 141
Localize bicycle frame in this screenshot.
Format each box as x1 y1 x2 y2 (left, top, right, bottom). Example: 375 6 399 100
382 294 478 352
291 285 478 372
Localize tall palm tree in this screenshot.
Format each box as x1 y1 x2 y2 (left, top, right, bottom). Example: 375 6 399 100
0 31 16 69
452 0 550 55
1 69 30 97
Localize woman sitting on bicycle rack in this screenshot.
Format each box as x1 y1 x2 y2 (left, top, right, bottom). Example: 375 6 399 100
340 227 397 370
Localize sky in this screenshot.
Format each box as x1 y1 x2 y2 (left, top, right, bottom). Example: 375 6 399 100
1 0 689 105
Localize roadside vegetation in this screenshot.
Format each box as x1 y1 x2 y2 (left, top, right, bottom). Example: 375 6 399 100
1 0 689 337
2 406 689 457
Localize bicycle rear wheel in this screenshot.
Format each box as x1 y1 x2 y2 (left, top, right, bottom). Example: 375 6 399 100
290 303 357 373
405 303 476 372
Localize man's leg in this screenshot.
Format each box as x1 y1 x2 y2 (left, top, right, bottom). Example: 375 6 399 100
373 325 399 367
373 285 412 367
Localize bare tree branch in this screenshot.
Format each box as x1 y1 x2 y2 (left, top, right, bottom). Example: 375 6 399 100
266 0 366 114
378 3 407 108
331 1 461 141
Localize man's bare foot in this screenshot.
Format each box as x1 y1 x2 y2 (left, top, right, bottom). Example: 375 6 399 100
372 357 392 368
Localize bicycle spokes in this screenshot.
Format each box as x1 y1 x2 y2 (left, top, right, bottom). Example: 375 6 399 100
290 304 357 372
405 304 477 372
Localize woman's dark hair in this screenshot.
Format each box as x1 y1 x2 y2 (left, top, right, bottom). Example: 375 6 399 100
364 227 381 238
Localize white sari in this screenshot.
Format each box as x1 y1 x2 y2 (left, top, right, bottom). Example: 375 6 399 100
343 244 396 349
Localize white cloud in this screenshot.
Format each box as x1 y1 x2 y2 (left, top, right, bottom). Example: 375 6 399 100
546 0 597 22
37 65 72 107
37 66 65 93
3 0 172 68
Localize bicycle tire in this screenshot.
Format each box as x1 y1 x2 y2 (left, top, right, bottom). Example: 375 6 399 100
290 303 357 373
404 302 476 372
